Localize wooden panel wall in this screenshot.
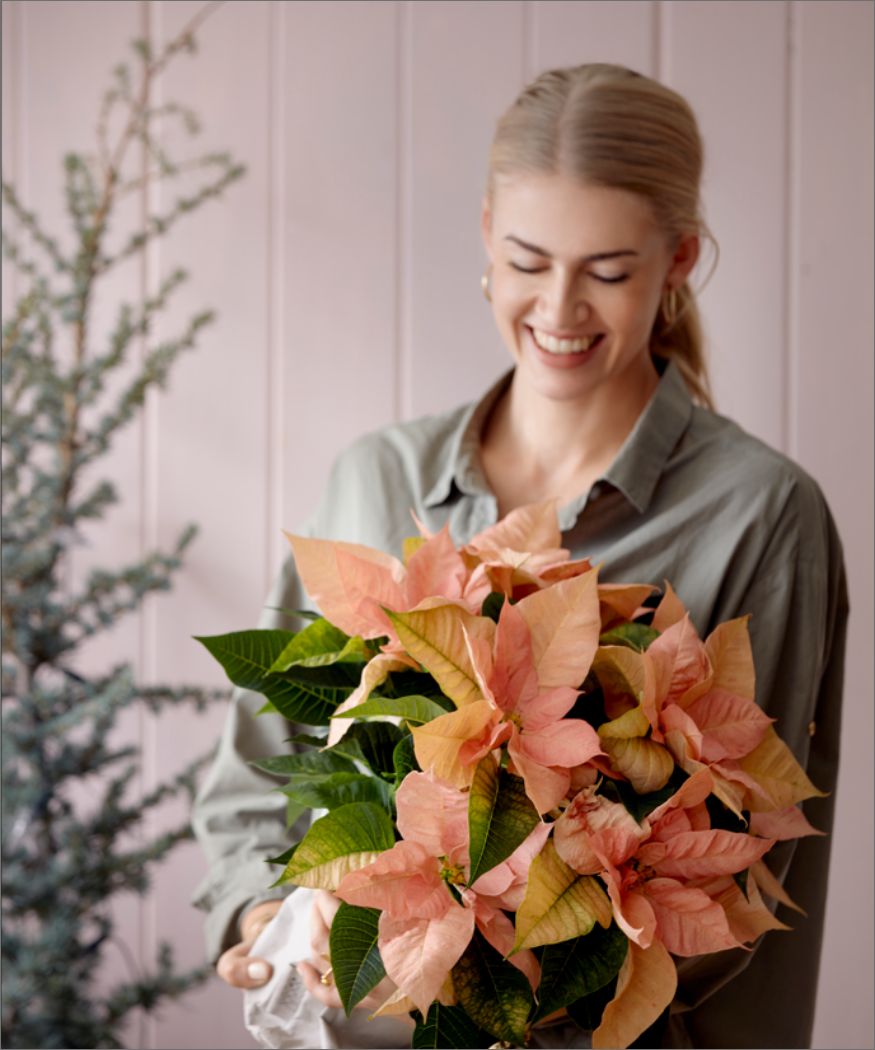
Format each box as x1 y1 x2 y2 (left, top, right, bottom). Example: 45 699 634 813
2 3 872 1048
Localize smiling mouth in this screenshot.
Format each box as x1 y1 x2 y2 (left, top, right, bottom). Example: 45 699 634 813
529 327 603 355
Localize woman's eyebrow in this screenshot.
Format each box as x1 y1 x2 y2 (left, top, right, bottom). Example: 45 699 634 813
503 234 639 262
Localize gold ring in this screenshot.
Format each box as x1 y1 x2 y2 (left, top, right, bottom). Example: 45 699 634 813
319 966 334 986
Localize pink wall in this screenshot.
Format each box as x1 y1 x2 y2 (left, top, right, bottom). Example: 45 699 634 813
3 2 872 1048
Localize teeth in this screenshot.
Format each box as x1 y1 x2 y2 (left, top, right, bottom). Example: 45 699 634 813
531 328 599 354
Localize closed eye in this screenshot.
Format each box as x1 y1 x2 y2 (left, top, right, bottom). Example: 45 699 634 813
594 273 630 284
509 262 545 274
509 262 630 284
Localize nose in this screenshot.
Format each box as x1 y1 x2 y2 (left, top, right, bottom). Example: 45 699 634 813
539 272 590 329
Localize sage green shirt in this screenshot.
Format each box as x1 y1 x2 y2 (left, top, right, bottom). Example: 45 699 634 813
192 361 847 1049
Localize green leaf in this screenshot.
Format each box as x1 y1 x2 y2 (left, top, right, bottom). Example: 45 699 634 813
281 772 393 812
286 797 306 829
732 868 750 899
604 767 687 823
566 977 618 1031
335 694 450 725
533 922 628 1022
467 754 539 886
329 902 386 1015
264 605 321 622
268 618 369 673
452 930 533 1046
598 622 660 652
392 733 420 785
286 730 329 748
195 629 350 724
327 722 404 779
265 675 355 725
276 802 395 890
411 1002 494 1049
195 629 295 688
267 844 298 867
252 750 357 779
513 840 613 951
481 591 506 623
281 662 363 689
378 669 454 706
252 750 393 811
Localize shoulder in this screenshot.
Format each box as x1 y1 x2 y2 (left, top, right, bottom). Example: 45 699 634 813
310 400 473 549
334 401 471 479
681 406 840 566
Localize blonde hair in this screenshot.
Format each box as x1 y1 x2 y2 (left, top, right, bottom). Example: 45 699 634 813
487 63 716 409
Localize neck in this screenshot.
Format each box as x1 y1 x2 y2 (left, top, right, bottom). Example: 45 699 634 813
480 358 660 514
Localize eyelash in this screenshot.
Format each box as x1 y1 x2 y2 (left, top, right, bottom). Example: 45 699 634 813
508 262 630 284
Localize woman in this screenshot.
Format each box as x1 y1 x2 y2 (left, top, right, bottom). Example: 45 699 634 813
194 64 847 1048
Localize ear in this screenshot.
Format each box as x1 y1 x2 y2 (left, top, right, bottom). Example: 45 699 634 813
666 233 700 289
480 196 494 261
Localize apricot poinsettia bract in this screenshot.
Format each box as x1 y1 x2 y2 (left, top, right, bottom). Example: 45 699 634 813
198 500 826 1049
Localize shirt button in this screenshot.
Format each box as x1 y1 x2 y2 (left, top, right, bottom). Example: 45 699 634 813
808 721 816 737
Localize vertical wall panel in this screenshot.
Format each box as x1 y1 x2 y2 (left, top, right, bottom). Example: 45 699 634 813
279 1 398 538
12 0 148 626
2 1 19 304
662 0 788 450
8 5 149 1048
530 0 656 77
407 0 523 419
150 0 273 680
148 3 273 1047
792 4 874 1048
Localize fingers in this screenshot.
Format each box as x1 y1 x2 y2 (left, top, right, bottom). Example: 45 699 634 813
215 939 274 989
356 973 401 1013
239 898 282 943
297 959 343 1010
309 889 341 957
313 888 342 924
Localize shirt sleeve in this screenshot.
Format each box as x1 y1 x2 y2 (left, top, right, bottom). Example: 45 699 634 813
190 552 315 962
668 474 849 1048
188 439 390 963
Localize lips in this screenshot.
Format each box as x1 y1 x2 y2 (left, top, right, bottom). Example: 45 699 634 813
524 325 604 367
531 327 601 355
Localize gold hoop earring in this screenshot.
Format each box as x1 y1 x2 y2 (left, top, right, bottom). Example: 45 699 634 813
481 266 492 304
661 287 679 327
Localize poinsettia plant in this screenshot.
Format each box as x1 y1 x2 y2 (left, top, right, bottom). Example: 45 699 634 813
197 502 825 1049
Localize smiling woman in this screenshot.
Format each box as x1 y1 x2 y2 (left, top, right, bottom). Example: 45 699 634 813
194 62 847 1050
480 177 701 515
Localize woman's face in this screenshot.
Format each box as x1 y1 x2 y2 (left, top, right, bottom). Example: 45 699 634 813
481 174 698 406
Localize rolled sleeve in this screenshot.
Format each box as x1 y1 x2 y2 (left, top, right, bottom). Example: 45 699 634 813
191 554 313 961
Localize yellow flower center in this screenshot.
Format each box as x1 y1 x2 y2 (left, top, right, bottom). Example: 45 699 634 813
439 857 467 885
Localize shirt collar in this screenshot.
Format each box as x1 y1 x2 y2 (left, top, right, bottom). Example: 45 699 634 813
422 369 513 508
601 359 693 513
422 360 693 514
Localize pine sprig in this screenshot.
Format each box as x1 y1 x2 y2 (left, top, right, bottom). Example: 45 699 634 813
1 4 242 1046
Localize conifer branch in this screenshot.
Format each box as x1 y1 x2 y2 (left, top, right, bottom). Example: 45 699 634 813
1 4 241 1043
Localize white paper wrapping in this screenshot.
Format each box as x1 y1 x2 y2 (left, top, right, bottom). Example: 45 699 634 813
242 889 414 1049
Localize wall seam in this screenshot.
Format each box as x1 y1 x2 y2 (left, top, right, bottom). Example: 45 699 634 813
661 1 672 82
652 0 662 80
141 3 160 1046
17 0 28 210
267 1 285 585
522 0 534 83
783 0 798 459
7 0 21 305
395 1 412 422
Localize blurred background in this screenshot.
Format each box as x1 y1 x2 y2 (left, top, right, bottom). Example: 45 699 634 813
2 1 872 1047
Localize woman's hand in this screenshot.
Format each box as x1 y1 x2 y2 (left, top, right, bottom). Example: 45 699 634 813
215 898 282 989
296 890 402 1015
